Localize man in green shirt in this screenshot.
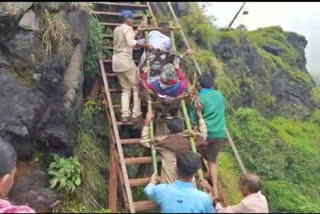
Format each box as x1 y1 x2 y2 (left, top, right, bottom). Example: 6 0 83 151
189 72 227 201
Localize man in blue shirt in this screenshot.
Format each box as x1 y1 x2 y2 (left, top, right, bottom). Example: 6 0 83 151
144 151 215 213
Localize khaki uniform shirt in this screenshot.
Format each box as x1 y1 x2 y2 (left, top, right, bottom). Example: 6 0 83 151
112 23 137 72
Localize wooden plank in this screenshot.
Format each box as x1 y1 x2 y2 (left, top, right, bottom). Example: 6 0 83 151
99 57 136 213
104 46 141 51
134 200 158 212
93 2 148 8
100 22 140 27
100 22 180 31
125 156 152 165
110 103 120 108
116 155 131 213
101 86 119 211
129 177 151 187
117 121 134 126
109 88 121 93
105 72 118 77
103 59 140 64
92 11 151 19
108 142 118 212
103 34 113 39
121 138 141 145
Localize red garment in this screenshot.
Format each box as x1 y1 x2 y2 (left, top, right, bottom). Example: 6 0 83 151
0 199 35 213
140 68 187 97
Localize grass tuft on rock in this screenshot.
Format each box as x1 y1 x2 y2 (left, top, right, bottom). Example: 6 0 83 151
40 9 73 60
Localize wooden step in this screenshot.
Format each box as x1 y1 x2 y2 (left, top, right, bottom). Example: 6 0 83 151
106 72 118 77
100 23 177 31
117 121 134 126
111 102 156 109
109 88 121 93
92 11 151 19
129 177 150 187
104 46 141 51
124 156 153 165
100 22 140 28
93 2 148 8
111 103 120 108
103 59 140 64
102 34 113 39
134 200 158 212
103 59 113 64
121 138 141 145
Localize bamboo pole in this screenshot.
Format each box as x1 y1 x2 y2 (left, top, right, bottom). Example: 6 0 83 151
167 2 248 176
226 129 247 174
144 16 158 174
181 100 204 180
167 2 202 75
169 21 204 180
146 2 158 28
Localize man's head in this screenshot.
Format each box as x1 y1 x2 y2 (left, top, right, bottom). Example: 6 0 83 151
159 22 170 35
176 151 202 180
120 10 137 26
166 117 184 134
240 174 262 197
198 72 215 90
0 139 17 198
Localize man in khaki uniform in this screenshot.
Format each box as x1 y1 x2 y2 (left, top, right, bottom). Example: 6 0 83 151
112 10 152 123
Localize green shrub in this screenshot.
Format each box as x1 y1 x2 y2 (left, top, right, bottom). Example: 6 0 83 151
311 87 320 106
48 155 82 193
217 152 242 205
56 98 109 212
83 15 104 77
227 108 320 212
227 108 287 180
269 116 320 155
265 180 320 213
309 109 320 125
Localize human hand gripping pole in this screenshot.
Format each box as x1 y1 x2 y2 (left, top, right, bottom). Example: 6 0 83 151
168 19 204 181
143 16 158 174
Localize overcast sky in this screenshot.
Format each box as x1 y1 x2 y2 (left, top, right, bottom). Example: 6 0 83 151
199 2 320 75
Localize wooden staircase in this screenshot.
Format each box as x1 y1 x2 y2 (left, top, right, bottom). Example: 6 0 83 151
94 2 159 213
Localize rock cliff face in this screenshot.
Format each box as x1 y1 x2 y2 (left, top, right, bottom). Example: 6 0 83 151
152 2 319 119
0 2 89 159
211 27 319 118
0 3 90 211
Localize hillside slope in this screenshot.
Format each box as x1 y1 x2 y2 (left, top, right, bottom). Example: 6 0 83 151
156 3 320 212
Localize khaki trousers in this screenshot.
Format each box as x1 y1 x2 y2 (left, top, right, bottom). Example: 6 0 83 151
117 66 142 118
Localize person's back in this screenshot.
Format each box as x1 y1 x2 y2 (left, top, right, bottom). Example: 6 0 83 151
214 174 269 213
145 181 213 213
144 151 215 213
148 30 171 51
112 23 136 72
199 89 226 138
189 72 226 200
